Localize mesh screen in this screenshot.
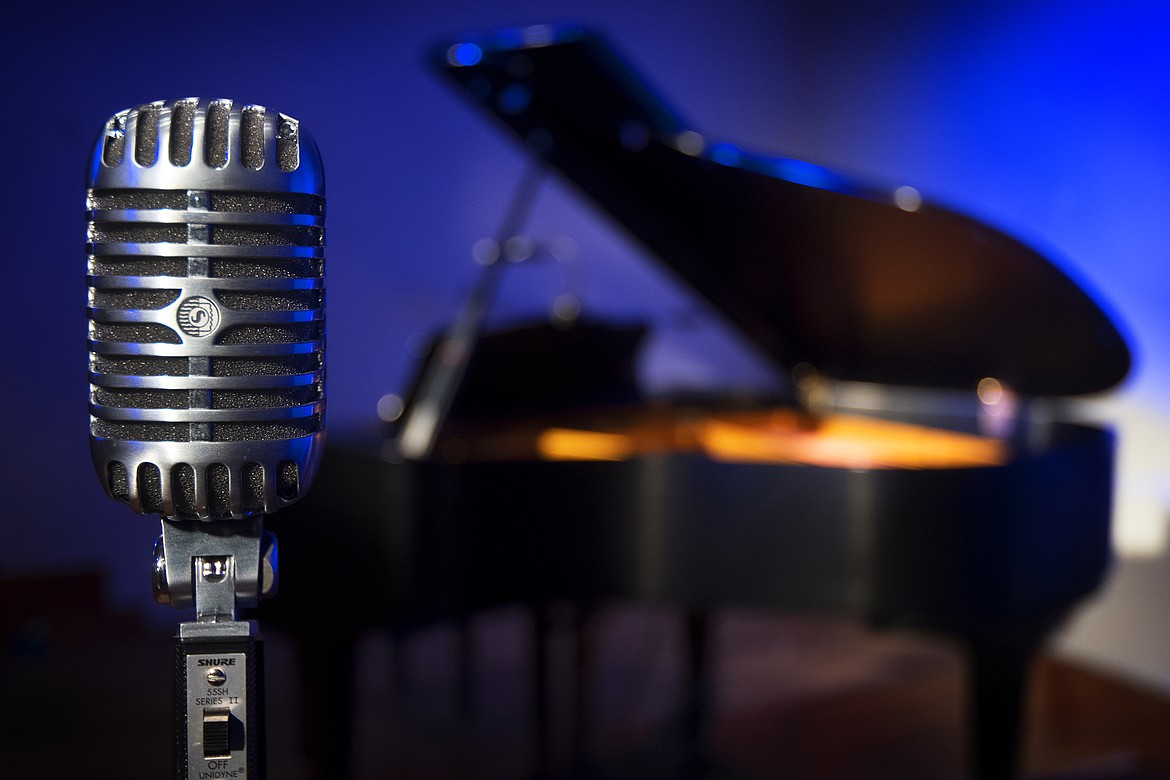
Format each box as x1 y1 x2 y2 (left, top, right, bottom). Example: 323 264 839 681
214 418 321 442
204 102 230 168
92 356 188 376
216 323 323 345
92 420 189 442
137 463 163 514
91 223 187 244
208 463 230 516
211 225 322 247
107 462 130 501
90 288 180 310
89 189 188 210
210 257 321 279
243 463 265 513
94 388 189 409
215 289 321 311
133 105 160 167
211 386 320 409
210 354 321 377
240 107 266 171
212 192 323 215
172 463 196 516
90 255 187 276
168 100 196 166
277 460 299 500
92 323 182 344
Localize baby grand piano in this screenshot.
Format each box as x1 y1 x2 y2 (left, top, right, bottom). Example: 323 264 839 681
263 24 1132 780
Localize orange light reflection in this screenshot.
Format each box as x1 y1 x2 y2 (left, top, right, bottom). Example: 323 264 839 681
700 414 1006 469
533 411 1006 469
537 428 639 461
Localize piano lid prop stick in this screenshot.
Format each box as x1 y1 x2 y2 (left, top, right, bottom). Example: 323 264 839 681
397 163 545 459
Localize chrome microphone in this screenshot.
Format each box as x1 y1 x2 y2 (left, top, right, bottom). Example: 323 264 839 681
86 98 325 780
87 97 325 521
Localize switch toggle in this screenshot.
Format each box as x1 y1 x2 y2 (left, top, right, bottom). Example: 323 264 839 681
202 708 233 758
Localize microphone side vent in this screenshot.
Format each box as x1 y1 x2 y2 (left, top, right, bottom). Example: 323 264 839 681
108 461 130 503
240 105 266 170
173 463 196 516
103 459 301 519
278 460 299 500
133 102 163 167
204 99 232 168
168 98 197 166
208 462 230 516
244 462 265 513
97 99 314 175
138 462 163 514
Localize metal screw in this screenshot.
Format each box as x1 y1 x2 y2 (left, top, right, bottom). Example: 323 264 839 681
206 668 228 686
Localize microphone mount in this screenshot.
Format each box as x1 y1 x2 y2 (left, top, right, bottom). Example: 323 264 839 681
153 516 277 619
153 516 276 779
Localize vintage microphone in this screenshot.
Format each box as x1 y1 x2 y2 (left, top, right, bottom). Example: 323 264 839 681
86 98 325 779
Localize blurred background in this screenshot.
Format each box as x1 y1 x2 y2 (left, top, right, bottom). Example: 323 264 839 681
1 0 1167 774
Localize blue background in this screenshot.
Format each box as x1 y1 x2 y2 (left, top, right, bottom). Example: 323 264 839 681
2 0 1167 688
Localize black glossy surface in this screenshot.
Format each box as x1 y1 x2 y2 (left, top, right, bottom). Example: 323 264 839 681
436 26 1130 396
265 421 1113 642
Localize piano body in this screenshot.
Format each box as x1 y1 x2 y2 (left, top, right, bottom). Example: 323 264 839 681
262 24 1131 779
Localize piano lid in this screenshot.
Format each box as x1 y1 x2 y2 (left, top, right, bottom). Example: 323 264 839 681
434 24 1131 397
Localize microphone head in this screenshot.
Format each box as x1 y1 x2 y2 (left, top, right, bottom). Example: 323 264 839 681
87 98 325 520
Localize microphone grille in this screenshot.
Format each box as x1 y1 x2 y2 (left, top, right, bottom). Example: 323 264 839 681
87 98 325 520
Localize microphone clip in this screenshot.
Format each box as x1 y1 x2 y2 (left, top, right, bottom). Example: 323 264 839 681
153 517 278 619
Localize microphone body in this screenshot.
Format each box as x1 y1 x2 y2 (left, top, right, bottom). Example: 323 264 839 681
87 98 325 780
87 98 325 522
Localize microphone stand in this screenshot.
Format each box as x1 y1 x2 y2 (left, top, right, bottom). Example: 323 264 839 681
153 516 277 780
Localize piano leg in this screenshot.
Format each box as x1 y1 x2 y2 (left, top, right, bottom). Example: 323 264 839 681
964 630 1045 780
684 609 713 778
529 601 598 779
571 605 595 773
456 616 477 775
533 604 552 779
296 630 358 780
540 605 719 778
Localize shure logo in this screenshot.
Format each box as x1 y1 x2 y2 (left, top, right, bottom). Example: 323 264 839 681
197 658 238 666
176 295 221 338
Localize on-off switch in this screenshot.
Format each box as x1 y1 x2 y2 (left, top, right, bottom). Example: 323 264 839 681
203 708 232 758
183 647 252 780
